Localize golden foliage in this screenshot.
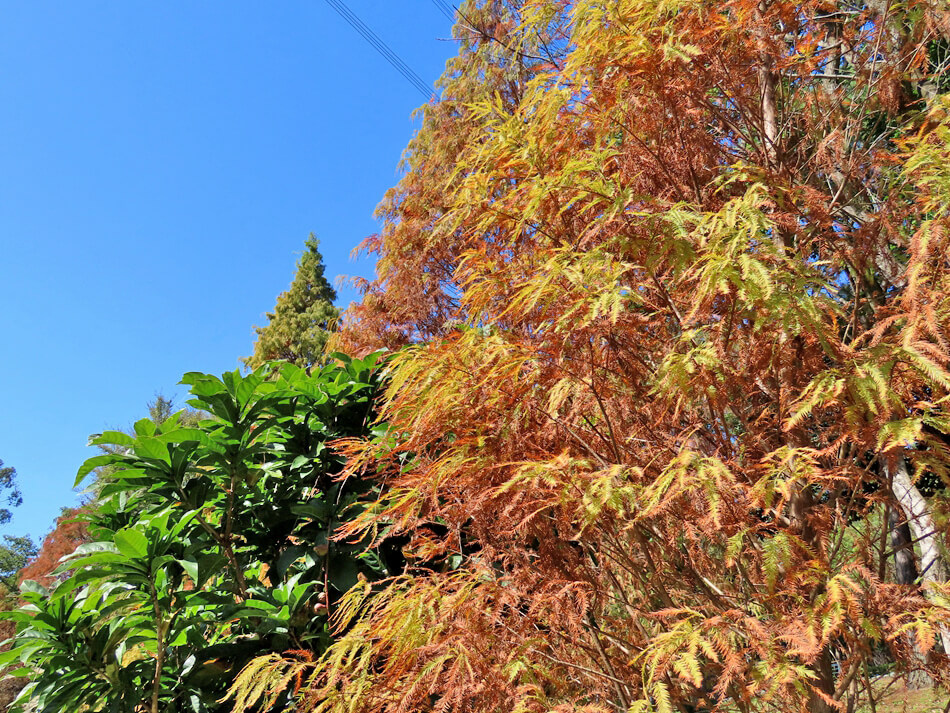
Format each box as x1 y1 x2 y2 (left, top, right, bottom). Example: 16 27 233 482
248 1 950 712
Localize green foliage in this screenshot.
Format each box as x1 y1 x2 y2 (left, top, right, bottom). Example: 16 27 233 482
245 235 340 371
0 460 36 596
0 536 37 592
0 460 23 527
1 354 387 713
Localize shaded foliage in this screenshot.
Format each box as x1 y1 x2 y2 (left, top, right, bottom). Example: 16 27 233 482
0 538 36 593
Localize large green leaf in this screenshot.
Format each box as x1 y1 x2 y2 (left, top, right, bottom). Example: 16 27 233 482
75 454 121 486
133 438 170 464
88 431 136 448
114 528 149 560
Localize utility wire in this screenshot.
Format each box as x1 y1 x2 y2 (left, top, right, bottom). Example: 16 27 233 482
430 0 456 22
324 0 434 100
325 0 430 97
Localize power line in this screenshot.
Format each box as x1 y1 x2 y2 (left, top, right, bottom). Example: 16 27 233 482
430 0 455 22
325 0 430 97
324 0 434 100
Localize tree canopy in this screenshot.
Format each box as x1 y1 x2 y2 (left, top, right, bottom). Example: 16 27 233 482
16 508 89 590
0 460 35 595
314 1 950 712
0 461 24 528
245 236 340 371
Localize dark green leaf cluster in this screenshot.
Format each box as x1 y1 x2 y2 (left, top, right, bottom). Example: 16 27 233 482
0 353 389 713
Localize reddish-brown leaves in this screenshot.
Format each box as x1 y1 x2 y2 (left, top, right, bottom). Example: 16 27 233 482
19 507 91 588
321 1 950 712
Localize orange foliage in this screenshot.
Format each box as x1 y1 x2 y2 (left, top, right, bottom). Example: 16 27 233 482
321 1 950 712
19 507 91 588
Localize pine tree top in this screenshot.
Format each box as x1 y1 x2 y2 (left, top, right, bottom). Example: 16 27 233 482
245 234 340 370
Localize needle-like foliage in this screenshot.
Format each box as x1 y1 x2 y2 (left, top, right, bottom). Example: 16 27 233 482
245 236 340 371
309 1 950 712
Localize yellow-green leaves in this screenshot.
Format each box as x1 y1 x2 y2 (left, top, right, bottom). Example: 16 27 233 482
332 3 950 712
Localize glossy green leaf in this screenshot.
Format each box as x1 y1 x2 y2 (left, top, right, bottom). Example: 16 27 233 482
114 528 149 560
133 438 170 464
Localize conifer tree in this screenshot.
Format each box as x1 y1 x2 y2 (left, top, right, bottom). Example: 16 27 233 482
245 235 339 370
293 1 950 712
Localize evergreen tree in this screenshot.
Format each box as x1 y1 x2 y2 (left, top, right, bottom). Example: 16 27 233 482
0 536 37 592
245 235 339 370
0 461 23 527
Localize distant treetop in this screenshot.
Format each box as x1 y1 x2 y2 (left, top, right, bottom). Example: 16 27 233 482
0 460 23 527
244 234 339 371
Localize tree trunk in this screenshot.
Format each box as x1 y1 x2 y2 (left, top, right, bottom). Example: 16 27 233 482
890 459 950 654
889 505 920 586
787 472 837 710
755 1 779 168
888 504 933 689
807 647 837 713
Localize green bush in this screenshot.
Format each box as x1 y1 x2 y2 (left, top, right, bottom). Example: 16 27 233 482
0 354 388 713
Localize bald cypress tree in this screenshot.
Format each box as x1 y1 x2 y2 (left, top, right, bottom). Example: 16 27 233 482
245 235 339 370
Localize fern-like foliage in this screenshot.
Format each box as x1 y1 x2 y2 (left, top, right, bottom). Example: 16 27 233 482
237 2 950 712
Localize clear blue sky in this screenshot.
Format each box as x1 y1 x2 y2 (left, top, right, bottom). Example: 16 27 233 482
0 2 456 542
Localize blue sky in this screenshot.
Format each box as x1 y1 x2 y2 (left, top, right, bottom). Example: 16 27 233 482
0 2 456 542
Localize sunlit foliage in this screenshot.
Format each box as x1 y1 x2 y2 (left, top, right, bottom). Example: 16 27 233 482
1 355 385 713
313 1 950 712
245 236 340 371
